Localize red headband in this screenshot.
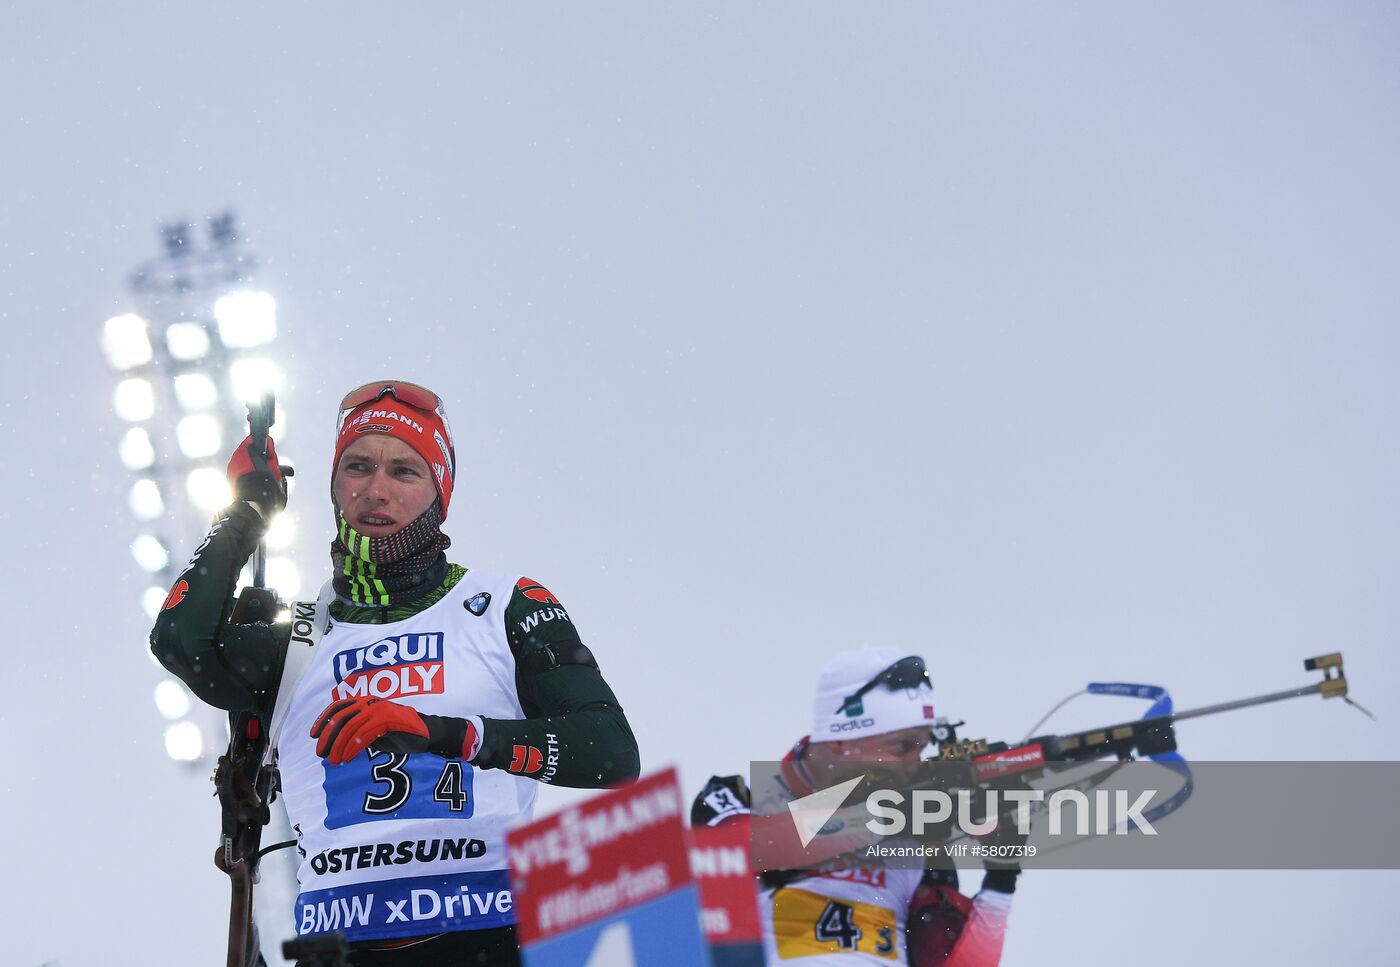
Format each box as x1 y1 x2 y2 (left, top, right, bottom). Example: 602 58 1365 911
333 395 456 519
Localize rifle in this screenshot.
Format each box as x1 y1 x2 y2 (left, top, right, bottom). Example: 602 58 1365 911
890 651 1375 859
212 392 290 967
757 653 1372 876
936 652 1371 775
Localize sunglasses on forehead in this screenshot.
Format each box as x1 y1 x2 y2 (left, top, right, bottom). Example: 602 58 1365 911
337 380 449 432
339 380 443 416
336 380 457 468
835 655 931 716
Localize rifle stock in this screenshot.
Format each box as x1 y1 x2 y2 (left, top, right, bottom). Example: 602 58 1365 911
215 564 283 965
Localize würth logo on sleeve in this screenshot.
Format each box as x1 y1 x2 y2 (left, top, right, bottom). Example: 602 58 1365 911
507 735 560 780
516 577 559 604
517 606 572 636
331 633 446 702
161 580 189 611
515 578 572 636
509 745 544 775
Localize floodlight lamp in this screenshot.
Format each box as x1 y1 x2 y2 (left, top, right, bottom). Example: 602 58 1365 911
131 534 169 572
176 413 222 459
229 356 282 405
166 322 211 361
186 467 231 511
119 427 156 471
102 314 153 370
153 680 192 720
208 211 238 248
266 556 302 599
214 291 277 348
164 721 204 763
173 372 219 411
265 512 295 549
162 222 193 259
114 378 155 422
129 479 165 521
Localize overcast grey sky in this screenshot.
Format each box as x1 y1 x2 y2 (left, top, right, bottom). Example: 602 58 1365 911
2 3 1396 965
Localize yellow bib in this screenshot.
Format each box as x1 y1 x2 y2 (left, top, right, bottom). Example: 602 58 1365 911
772 887 899 960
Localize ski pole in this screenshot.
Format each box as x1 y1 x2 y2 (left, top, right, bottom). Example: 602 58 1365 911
245 391 275 588
217 390 287 967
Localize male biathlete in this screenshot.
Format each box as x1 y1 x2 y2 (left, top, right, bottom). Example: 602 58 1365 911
693 646 1018 966
152 380 640 965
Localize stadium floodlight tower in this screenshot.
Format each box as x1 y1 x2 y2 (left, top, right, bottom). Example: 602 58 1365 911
104 211 301 769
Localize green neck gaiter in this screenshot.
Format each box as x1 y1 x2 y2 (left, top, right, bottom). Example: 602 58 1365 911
330 497 451 607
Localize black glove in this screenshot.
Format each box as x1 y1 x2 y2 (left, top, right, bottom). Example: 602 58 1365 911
691 775 752 827
226 434 287 516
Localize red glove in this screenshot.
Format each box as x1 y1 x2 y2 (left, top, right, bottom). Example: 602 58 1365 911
227 434 287 516
310 696 477 766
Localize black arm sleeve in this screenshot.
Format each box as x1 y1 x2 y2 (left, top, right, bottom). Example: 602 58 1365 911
471 579 640 788
476 665 641 787
148 502 288 711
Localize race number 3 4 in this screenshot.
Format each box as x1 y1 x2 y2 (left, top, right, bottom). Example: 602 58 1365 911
323 750 476 828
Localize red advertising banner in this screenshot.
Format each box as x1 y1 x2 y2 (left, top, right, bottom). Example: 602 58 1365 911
506 767 694 946
689 822 762 944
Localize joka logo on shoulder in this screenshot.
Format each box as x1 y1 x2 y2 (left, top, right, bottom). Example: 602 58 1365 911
332 633 445 702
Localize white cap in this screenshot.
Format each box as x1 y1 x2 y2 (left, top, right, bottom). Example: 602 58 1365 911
809 645 935 744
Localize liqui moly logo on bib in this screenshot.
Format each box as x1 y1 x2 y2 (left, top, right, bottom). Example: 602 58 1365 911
332 633 446 701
